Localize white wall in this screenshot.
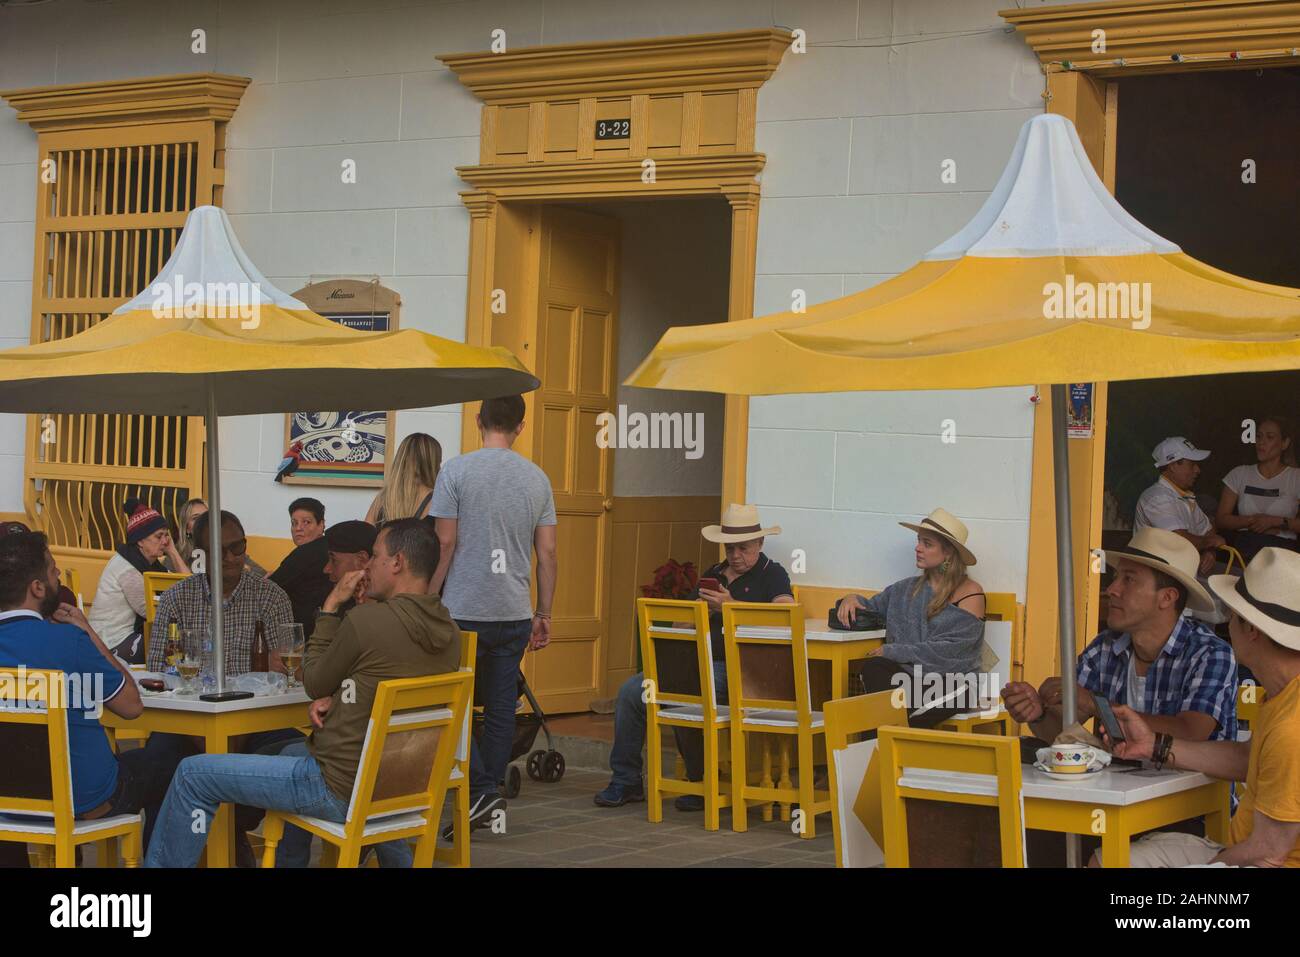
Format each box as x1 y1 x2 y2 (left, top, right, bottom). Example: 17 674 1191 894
0 0 1080 559
605 199 727 498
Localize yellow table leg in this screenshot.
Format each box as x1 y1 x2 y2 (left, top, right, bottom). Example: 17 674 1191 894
1099 808 1130 868
760 738 774 823
204 731 232 868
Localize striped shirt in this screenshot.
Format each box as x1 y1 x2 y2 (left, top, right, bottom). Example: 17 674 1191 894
1076 615 1238 742
146 571 292 677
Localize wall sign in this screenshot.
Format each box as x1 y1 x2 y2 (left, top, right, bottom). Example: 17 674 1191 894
595 118 630 140
282 279 400 487
1067 382 1094 439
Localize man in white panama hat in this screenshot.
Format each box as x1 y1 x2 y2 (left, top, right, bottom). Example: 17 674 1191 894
1103 546 1300 867
594 504 794 812
1004 527 1238 747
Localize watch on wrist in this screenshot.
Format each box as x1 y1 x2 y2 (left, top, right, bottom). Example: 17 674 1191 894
1152 732 1173 769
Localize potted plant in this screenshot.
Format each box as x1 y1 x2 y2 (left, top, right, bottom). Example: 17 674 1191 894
636 559 699 671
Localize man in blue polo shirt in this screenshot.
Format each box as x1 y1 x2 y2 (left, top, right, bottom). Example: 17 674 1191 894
1003 526 1238 744
594 505 794 812
0 531 177 866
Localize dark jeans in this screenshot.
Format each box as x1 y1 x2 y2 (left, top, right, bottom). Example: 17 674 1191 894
855 657 965 728
609 666 729 788
458 618 531 802
1231 530 1300 563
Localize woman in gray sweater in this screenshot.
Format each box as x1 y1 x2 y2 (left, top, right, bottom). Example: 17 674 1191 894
836 507 986 727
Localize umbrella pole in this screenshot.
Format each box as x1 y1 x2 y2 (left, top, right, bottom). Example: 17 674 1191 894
206 380 226 695
1050 383 1081 866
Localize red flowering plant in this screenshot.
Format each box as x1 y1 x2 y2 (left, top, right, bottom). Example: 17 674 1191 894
641 559 699 600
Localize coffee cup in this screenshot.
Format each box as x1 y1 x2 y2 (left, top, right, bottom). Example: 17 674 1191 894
1049 743 1096 773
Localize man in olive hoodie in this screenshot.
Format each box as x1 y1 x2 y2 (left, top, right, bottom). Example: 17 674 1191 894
145 518 460 867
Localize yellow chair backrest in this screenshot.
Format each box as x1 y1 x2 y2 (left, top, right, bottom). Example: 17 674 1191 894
143 572 187 625
455 630 477 762
825 690 909 867
0 667 75 824
637 598 719 716
62 568 82 605
721 602 813 719
1237 682 1267 729
792 585 876 621
877 725 1024 867
346 671 472 824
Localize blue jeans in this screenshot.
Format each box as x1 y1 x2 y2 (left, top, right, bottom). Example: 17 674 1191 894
458 618 531 802
609 664 729 789
144 740 412 868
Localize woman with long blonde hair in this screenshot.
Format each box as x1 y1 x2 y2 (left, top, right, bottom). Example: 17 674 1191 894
834 507 986 727
366 432 442 524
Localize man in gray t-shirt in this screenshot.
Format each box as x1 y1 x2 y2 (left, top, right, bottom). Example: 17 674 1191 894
429 395 558 827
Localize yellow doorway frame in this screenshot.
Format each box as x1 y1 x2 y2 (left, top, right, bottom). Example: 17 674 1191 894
1003 0 1300 686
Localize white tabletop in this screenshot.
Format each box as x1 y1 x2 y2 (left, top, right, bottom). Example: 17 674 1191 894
136 687 312 714
899 765 1219 807
652 620 884 643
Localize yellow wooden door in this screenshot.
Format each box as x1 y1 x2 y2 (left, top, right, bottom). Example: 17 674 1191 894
526 206 620 714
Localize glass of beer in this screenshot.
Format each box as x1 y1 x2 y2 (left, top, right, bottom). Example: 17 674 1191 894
177 628 205 695
277 623 306 690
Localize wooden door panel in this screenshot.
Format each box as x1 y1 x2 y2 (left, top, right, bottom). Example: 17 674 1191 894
529 206 620 713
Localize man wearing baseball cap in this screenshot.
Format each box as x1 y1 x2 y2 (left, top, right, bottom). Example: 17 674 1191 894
1135 437 1225 580
1104 546 1300 867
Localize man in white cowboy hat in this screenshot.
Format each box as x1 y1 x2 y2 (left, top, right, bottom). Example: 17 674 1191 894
1004 527 1238 747
594 504 794 811
1103 547 1300 867
1135 437 1224 576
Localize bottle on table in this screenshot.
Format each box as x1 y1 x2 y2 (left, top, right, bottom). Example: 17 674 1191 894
250 618 269 673
163 621 181 676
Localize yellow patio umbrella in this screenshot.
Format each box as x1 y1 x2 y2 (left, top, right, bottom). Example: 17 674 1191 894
0 205 538 698
628 113 1300 738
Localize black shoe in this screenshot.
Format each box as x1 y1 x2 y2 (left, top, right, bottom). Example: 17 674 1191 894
441 793 505 842
674 794 705 812
593 782 645 807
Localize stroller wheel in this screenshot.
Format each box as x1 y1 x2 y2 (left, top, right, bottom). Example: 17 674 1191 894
526 749 547 781
541 750 565 783
504 764 522 799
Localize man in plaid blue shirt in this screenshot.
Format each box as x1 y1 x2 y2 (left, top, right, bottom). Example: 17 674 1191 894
1005 527 1237 745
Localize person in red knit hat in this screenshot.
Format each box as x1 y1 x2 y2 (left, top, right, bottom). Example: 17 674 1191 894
86 499 189 664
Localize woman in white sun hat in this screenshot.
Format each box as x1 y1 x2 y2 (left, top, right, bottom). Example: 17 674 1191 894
1103 546 1300 868
835 507 986 727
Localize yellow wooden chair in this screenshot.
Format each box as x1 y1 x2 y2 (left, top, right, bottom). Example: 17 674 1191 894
639 598 732 830
261 670 472 868
722 601 831 838
877 725 1025 867
825 690 908 868
0 667 143 867
142 571 187 659
937 596 1023 736
63 567 82 607
433 630 476 867
791 584 877 621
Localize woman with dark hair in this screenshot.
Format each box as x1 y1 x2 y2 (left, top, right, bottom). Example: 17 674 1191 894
1217 414 1300 562
86 499 188 663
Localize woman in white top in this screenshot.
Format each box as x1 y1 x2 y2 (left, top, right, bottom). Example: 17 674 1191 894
1217 414 1300 561
88 499 188 663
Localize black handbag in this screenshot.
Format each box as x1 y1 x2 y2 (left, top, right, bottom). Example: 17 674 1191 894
828 599 886 631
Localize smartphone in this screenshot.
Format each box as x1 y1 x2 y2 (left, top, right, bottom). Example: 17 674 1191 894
698 577 721 592
1094 694 1125 743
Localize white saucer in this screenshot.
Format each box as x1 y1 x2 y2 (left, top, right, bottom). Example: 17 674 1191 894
1033 761 1104 781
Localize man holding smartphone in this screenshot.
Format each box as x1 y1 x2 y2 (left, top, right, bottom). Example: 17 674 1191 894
594 504 794 811
1102 547 1300 867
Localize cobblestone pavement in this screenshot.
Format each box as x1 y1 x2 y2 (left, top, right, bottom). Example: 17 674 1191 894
456 768 835 868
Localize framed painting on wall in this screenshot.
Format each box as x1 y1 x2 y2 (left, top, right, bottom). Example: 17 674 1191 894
281 279 400 487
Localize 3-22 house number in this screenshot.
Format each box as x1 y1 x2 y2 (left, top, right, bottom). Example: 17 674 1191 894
595 119 631 140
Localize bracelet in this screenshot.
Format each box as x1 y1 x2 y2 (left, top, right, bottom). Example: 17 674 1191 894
533 611 550 620
1152 732 1173 770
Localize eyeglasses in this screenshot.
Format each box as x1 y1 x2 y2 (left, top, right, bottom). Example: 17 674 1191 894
219 538 248 557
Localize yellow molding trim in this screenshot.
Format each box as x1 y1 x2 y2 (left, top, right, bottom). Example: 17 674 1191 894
440 28 792 102
456 153 766 192
1002 0 1300 74
0 73 251 132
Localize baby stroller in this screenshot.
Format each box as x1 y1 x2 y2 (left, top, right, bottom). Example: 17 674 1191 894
472 670 565 798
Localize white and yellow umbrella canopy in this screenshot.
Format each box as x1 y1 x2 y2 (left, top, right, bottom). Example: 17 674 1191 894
626 113 1300 395
0 205 537 414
